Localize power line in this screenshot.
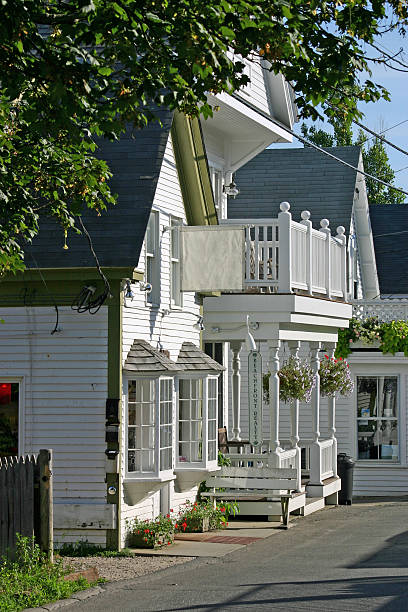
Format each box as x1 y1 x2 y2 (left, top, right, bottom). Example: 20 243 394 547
359 119 408 146
274 122 408 198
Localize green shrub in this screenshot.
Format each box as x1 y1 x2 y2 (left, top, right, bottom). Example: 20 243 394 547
0 535 91 612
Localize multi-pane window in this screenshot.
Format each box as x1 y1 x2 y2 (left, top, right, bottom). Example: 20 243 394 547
177 376 219 468
170 217 182 308
127 380 155 473
160 379 173 471
145 211 160 304
207 378 217 461
205 343 224 427
179 379 203 463
0 382 19 457
357 376 399 461
127 378 174 477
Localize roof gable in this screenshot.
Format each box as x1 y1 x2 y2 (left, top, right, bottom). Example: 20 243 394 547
230 146 361 231
24 108 173 270
369 204 408 295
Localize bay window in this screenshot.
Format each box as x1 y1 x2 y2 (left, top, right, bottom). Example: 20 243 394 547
357 376 399 461
177 375 219 470
126 377 174 479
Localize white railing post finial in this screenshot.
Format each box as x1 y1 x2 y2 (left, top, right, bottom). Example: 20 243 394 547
278 202 292 293
320 218 331 299
336 226 347 300
300 211 313 295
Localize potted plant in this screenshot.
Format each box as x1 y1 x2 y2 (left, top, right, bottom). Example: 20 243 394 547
126 514 175 549
176 501 213 533
319 355 354 397
263 356 315 403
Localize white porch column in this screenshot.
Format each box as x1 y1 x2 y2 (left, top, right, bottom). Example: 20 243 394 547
230 341 242 441
287 341 300 450
326 342 338 478
310 341 322 485
268 339 281 457
288 340 302 491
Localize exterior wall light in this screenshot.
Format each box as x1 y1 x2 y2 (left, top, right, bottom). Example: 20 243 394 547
223 179 240 198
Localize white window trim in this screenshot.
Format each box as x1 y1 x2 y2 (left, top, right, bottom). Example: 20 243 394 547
123 374 175 481
354 373 402 465
0 376 25 457
170 216 183 310
145 210 160 307
176 373 219 472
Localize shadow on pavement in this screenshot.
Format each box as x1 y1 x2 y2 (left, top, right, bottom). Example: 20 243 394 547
158 575 408 611
348 529 408 569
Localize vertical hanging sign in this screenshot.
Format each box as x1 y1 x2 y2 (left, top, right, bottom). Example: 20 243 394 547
248 350 263 448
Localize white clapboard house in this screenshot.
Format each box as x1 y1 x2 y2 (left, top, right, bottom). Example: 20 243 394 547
218 147 408 503
0 60 351 548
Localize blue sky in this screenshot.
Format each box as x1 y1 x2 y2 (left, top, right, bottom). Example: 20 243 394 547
274 26 408 197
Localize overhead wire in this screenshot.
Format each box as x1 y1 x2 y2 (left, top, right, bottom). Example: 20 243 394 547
28 253 59 334
274 123 408 198
71 216 111 314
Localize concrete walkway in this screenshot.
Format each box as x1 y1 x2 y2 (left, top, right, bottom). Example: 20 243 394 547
64 499 408 611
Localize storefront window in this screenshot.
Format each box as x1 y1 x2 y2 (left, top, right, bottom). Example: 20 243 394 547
0 383 19 457
357 376 399 461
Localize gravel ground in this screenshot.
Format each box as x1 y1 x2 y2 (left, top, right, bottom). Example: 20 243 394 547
62 555 195 582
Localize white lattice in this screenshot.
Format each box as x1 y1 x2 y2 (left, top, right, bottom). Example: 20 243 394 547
352 300 408 323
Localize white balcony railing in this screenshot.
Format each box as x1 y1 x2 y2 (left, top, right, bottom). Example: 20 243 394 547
222 202 347 299
352 299 408 322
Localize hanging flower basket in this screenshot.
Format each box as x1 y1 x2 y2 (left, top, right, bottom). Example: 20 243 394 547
263 356 315 403
319 355 354 397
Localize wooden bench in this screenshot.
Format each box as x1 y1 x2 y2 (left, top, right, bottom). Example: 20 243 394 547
202 465 301 528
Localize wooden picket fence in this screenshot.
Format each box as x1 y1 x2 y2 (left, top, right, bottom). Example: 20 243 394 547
0 449 53 560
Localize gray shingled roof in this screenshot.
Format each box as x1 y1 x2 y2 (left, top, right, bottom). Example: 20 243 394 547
369 204 408 295
230 146 361 232
176 342 225 372
24 108 173 269
124 339 182 373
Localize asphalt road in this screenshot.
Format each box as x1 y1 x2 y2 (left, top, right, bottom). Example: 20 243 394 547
69 500 408 611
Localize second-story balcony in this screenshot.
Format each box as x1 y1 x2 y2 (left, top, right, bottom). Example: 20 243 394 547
180 202 348 302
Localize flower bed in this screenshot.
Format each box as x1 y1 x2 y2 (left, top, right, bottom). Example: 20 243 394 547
176 501 237 533
127 515 175 549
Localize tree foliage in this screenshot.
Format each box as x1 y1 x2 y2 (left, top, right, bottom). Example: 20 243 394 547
301 120 405 205
1 0 408 273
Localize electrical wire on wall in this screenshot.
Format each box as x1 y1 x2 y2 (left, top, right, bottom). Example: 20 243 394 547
71 216 111 314
29 253 60 335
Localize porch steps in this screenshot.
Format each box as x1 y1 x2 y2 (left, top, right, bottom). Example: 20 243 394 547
303 496 325 516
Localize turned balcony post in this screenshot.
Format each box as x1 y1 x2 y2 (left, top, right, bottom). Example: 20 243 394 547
268 339 281 458
320 219 331 300
326 342 338 478
230 341 242 441
278 202 292 294
310 341 322 485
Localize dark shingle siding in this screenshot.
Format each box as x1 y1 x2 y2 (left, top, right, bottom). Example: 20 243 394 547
370 204 408 295
230 146 360 232
24 109 173 269
176 342 225 372
124 339 182 373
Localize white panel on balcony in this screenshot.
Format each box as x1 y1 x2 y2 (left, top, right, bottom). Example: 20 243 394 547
180 226 245 292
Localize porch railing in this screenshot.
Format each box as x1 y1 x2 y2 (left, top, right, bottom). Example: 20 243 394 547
222 203 347 299
352 299 408 322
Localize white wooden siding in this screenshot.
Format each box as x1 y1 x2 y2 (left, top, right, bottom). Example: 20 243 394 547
0 306 108 544
121 133 203 542
234 58 271 117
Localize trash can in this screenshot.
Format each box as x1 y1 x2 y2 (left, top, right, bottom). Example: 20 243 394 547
337 453 355 505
